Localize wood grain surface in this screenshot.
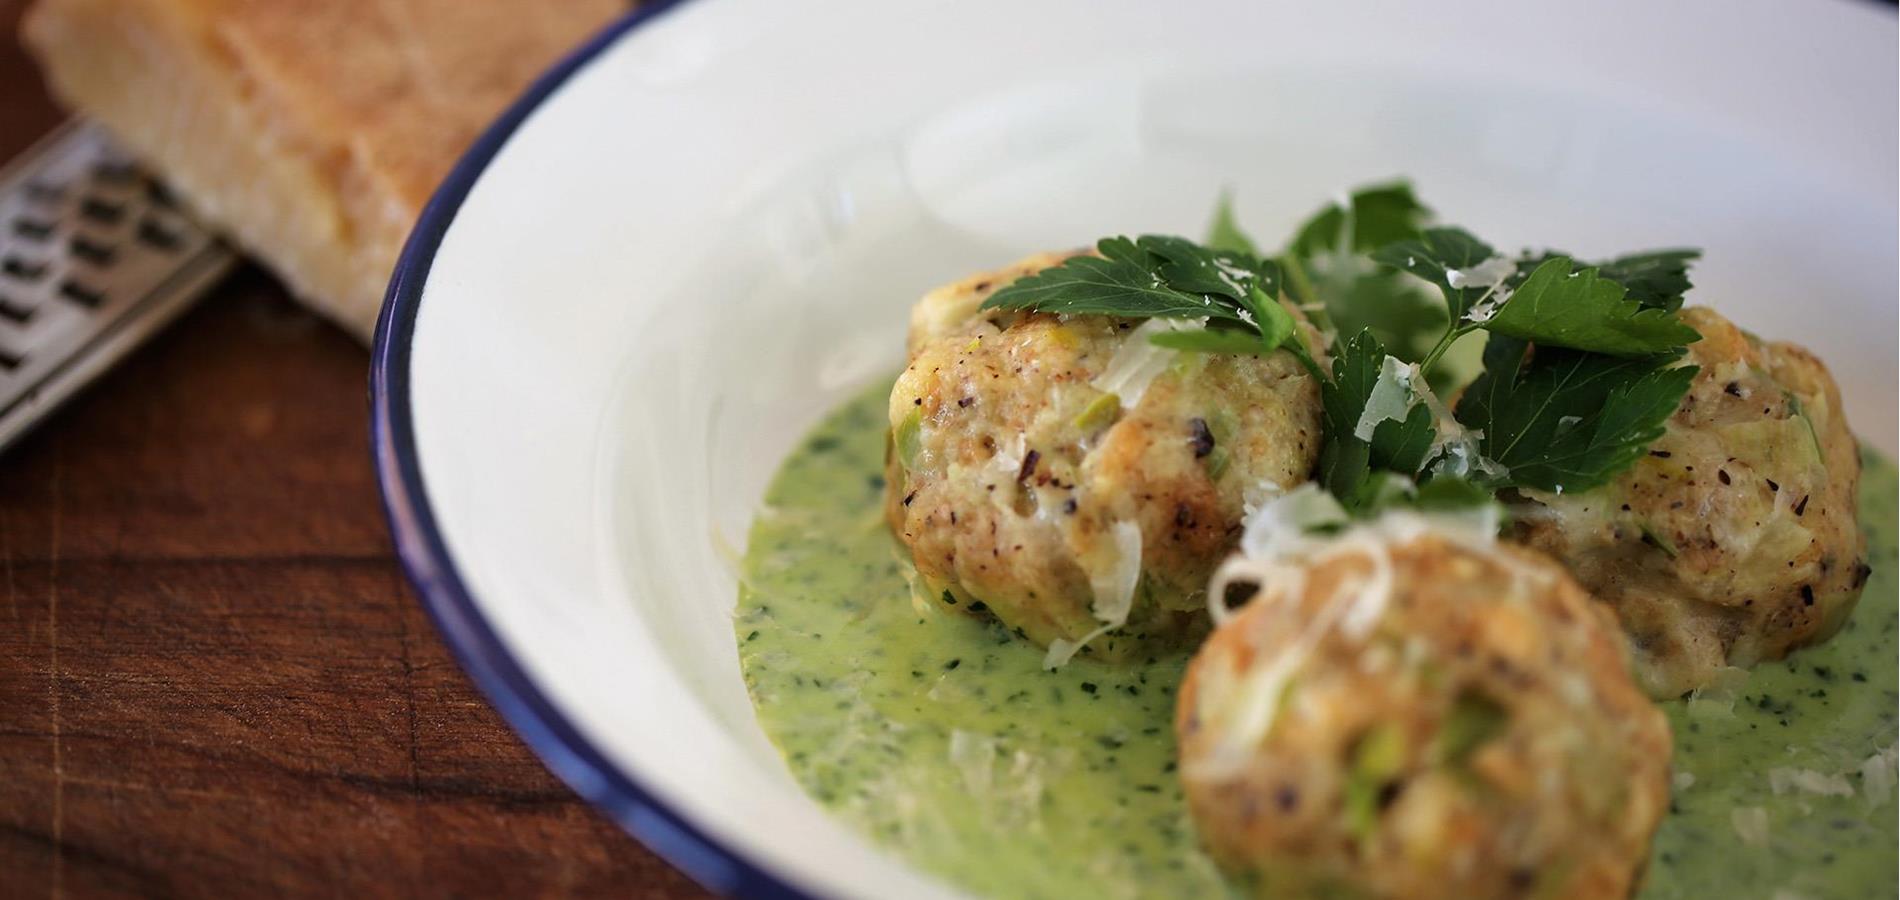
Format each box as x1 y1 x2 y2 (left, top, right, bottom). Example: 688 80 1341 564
0 2 709 896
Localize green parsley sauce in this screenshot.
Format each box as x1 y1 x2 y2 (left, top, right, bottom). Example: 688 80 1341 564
736 382 1897 899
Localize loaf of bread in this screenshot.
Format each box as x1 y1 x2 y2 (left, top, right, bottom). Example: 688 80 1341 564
24 0 626 340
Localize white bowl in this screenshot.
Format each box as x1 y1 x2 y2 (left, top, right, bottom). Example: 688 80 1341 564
370 1 1898 896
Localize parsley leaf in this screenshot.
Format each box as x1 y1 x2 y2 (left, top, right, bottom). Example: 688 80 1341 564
977 187 1706 508
1282 183 1443 361
1517 248 1700 311
1407 476 1496 512
1151 285 1303 357
1350 473 1500 520
1242 284 1299 350
1455 336 1697 492
977 233 1308 367
1597 249 1700 311
1331 273 1448 363
1139 234 1274 302
1288 182 1432 256
1485 257 1701 356
1205 192 1259 256
1150 328 1275 355
979 236 1247 323
1371 227 1502 322
1317 330 1437 509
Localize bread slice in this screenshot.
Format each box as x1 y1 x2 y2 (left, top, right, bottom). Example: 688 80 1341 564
24 0 625 340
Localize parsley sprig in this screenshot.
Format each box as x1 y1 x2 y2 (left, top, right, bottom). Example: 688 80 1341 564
1279 184 1703 509
972 181 1707 514
1458 337 1698 491
980 234 1318 372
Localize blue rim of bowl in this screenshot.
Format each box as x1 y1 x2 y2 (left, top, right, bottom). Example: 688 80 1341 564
368 3 810 897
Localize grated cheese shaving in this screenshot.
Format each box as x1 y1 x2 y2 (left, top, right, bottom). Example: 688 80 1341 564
1185 571 1336 781
1190 503 1508 773
1379 359 1507 483
1684 666 1750 719
991 433 1028 483
1236 483 1348 565
1768 767 1856 798
1462 287 1513 324
1860 744 1897 808
1212 258 1252 297
1445 256 1517 291
1730 806 1770 847
1090 319 1199 409
948 729 997 796
1043 521 1143 669
1353 356 1421 440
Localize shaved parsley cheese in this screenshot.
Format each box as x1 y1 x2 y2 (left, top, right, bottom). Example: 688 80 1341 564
1044 521 1143 669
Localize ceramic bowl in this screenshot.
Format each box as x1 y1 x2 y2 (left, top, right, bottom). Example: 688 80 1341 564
371 1 1897 895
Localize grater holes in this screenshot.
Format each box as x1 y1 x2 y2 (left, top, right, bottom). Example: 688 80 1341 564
0 123 242 440
0 296 33 326
92 160 140 186
12 218 54 241
145 180 180 209
23 181 62 205
58 279 105 309
3 256 49 282
78 196 126 225
136 216 183 252
69 235 117 266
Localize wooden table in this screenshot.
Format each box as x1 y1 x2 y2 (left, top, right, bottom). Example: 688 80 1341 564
0 3 708 896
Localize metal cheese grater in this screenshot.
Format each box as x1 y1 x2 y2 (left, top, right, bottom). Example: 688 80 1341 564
0 121 236 451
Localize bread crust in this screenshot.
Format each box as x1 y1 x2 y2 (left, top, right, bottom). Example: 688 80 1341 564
24 0 624 338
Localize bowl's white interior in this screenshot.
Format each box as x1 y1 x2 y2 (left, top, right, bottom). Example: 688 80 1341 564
407 1 1896 896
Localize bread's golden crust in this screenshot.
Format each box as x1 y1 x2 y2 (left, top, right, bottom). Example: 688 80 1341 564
24 0 623 338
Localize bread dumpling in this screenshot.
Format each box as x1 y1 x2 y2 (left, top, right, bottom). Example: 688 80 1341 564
885 253 1325 663
1177 518 1671 899
1502 306 1867 698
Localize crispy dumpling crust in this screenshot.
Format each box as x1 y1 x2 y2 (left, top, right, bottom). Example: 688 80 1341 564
1177 532 1671 900
885 253 1325 659
1505 307 1866 698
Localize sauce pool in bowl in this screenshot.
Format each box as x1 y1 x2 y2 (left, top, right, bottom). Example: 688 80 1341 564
737 382 1897 900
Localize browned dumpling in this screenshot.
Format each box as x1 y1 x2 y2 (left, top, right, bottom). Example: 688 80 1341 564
1177 526 1671 900
885 253 1324 663
1504 307 1866 698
